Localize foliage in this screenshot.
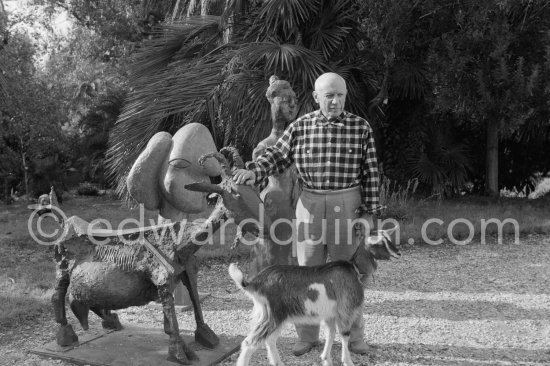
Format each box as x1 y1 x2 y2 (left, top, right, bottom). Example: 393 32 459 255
0 31 69 196
76 181 99 196
379 176 418 221
425 0 550 195
528 177 550 200
106 0 381 199
75 90 126 185
1 0 137 194
361 0 550 196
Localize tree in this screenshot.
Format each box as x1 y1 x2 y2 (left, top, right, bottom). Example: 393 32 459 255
426 0 550 195
106 0 381 199
0 0 9 99
0 28 69 196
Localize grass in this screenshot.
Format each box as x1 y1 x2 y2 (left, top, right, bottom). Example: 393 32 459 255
0 239 55 329
1 192 550 330
388 195 550 245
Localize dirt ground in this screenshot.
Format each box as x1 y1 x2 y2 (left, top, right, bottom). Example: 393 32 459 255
1 195 549 365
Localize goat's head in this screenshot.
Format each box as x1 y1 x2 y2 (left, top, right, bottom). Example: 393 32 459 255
352 225 400 282
365 225 401 260
185 147 272 235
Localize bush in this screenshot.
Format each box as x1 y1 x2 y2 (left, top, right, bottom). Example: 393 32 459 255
379 177 418 221
76 182 99 196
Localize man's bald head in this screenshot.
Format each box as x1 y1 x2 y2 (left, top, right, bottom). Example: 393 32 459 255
314 72 347 92
313 73 347 119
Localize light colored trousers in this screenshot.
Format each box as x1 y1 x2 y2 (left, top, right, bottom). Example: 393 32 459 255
294 185 365 343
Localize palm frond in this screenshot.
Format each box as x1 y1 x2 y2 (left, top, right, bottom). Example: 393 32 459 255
254 0 321 41
390 61 430 100
303 0 357 59
105 52 229 198
131 17 222 79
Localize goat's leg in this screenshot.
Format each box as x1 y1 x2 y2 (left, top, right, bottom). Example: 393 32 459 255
236 333 260 366
90 307 123 330
69 297 90 330
159 285 197 364
320 320 336 366
338 324 355 366
179 256 219 348
265 329 284 366
52 255 78 346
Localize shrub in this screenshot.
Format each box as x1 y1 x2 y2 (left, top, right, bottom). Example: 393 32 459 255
380 177 418 221
528 177 550 199
76 182 99 196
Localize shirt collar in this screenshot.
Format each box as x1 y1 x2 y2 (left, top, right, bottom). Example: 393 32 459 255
315 110 346 127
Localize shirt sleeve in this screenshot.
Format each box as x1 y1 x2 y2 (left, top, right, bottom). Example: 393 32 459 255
248 123 295 184
359 124 383 215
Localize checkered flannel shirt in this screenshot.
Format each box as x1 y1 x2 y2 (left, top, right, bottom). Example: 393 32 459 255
249 110 383 215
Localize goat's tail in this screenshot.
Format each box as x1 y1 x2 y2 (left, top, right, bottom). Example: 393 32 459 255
228 263 247 289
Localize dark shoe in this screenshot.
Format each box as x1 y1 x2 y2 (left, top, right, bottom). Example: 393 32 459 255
292 341 318 356
349 339 372 355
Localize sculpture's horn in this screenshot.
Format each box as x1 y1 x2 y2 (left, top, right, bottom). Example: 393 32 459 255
198 152 231 176
219 146 245 170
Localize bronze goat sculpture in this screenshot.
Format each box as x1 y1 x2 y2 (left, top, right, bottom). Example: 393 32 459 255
51 149 268 364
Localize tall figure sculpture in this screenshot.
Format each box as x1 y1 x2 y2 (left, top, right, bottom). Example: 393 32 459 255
249 76 301 274
126 122 222 346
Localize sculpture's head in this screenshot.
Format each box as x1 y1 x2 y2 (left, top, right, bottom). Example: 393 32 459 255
127 123 223 218
266 76 298 124
185 147 273 237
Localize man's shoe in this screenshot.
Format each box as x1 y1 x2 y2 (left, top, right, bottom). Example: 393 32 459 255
349 339 372 355
292 341 318 356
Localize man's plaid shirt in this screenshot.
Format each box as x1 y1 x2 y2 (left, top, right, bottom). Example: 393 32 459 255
249 110 382 215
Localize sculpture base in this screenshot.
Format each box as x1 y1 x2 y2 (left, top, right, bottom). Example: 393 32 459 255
30 325 242 366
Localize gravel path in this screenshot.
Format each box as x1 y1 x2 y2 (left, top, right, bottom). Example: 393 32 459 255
1 236 549 366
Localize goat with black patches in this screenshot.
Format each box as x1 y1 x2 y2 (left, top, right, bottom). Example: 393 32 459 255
229 228 400 366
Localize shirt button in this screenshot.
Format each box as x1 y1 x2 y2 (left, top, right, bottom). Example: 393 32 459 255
327 161 330 164
326 179 330 183
349 149 353 152
306 150 310 154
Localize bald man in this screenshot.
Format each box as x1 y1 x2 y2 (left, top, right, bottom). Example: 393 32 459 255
233 72 382 357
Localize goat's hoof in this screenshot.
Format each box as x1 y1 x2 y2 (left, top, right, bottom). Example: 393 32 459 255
56 324 79 347
322 360 333 366
167 354 191 365
168 342 193 365
195 323 219 348
184 346 199 361
102 314 122 331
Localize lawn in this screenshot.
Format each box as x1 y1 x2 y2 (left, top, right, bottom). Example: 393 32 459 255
0 193 549 365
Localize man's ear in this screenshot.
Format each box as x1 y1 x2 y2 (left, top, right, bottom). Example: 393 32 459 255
312 90 319 104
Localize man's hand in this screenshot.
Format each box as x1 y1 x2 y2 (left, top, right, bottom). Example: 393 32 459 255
354 213 374 240
233 169 256 186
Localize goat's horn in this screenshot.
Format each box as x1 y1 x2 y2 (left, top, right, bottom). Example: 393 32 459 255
198 152 231 175
219 146 245 169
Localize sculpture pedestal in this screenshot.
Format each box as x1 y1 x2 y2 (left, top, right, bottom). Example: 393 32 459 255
30 326 242 366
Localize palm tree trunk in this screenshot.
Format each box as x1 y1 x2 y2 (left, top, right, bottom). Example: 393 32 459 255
485 119 499 196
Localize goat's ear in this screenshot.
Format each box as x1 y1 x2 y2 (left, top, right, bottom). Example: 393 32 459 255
366 234 384 246
184 182 225 194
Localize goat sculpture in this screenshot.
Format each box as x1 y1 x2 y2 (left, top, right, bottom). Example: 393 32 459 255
51 148 268 365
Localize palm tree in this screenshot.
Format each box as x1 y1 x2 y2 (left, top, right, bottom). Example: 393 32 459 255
106 0 381 199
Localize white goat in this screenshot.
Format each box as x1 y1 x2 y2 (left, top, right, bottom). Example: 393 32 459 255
229 228 400 366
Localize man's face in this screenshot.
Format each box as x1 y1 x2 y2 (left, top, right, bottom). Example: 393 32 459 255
272 88 298 122
313 77 347 119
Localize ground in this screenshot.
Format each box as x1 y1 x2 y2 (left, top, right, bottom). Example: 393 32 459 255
1 195 549 365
